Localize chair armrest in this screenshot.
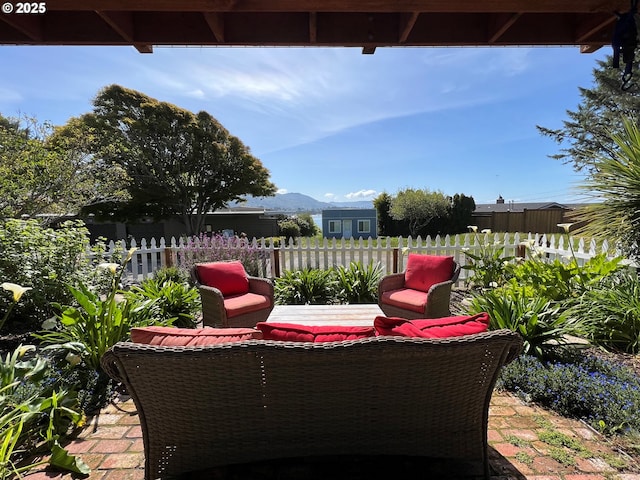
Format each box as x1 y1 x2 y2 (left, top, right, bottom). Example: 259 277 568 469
198 285 226 327
248 276 274 303
424 279 455 318
378 273 405 296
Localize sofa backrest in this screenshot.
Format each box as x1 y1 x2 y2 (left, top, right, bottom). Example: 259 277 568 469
102 331 522 479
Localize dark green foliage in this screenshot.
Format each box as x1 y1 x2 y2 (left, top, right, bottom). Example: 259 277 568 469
466 289 576 360
567 270 640 353
277 214 318 238
277 219 301 239
0 219 111 330
448 194 476 234
335 262 383 304
499 353 640 435
274 268 339 305
125 276 201 329
79 85 276 235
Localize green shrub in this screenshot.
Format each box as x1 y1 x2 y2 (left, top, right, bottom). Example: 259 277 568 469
0 219 110 330
505 253 624 302
499 353 640 435
335 261 383 304
277 220 301 240
567 270 640 353
125 276 200 328
466 288 576 360
274 268 339 305
34 250 152 372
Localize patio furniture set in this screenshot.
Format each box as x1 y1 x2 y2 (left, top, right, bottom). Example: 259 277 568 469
102 254 523 480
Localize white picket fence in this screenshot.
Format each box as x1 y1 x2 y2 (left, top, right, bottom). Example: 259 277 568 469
102 232 629 284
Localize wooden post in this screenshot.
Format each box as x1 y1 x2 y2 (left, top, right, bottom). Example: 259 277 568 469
163 247 174 268
516 244 526 259
392 248 399 273
272 248 280 278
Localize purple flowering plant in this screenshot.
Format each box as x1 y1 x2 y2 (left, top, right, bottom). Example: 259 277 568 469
177 233 269 277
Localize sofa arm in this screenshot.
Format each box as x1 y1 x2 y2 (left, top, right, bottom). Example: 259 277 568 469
248 276 274 304
100 349 125 384
199 285 227 327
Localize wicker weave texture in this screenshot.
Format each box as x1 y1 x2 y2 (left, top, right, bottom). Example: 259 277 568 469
191 264 274 327
102 331 522 480
378 261 461 319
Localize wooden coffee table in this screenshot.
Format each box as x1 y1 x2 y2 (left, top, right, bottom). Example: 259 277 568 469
267 304 383 326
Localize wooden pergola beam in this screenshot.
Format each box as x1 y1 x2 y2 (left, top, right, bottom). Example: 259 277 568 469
47 0 628 14
96 11 152 52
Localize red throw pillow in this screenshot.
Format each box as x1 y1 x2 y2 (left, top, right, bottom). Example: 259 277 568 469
373 312 490 338
255 322 376 342
196 261 249 296
130 326 262 346
404 254 454 292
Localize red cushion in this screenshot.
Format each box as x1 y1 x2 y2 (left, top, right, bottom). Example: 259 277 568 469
380 288 428 313
255 322 376 342
404 254 455 292
224 292 271 318
196 261 249 296
373 312 490 338
130 326 262 346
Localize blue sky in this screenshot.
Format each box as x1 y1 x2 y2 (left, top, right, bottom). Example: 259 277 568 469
0 45 609 205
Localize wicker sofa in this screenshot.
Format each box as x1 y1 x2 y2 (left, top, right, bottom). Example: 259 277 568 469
102 330 522 480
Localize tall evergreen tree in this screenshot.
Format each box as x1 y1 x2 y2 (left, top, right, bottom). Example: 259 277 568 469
537 55 640 173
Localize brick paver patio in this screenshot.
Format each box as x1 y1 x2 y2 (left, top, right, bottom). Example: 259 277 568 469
21 390 640 480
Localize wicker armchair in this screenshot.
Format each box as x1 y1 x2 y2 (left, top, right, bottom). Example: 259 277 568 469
378 254 461 319
191 261 274 328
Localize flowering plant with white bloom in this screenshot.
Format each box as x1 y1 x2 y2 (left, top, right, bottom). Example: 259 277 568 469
0 282 32 331
461 226 515 288
34 247 142 371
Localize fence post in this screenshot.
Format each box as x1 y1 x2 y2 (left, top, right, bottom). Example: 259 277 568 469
392 248 399 273
272 248 281 278
163 247 174 268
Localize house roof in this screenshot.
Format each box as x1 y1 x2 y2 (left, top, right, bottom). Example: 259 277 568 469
0 0 626 54
474 202 583 214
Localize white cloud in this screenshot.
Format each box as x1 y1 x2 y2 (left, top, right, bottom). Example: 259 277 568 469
324 193 336 199
345 189 377 199
276 188 288 194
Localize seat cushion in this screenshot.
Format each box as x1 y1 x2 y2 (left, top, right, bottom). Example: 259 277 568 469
131 326 262 346
224 292 271 318
196 261 249 296
380 288 428 313
374 312 491 338
404 254 455 292
255 322 376 342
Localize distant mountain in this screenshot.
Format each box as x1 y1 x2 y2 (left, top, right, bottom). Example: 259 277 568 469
232 193 373 212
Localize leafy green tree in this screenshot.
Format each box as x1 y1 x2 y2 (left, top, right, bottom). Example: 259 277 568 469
537 55 640 173
0 115 125 221
389 188 450 237
373 192 409 236
449 193 476 233
78 85 276 235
